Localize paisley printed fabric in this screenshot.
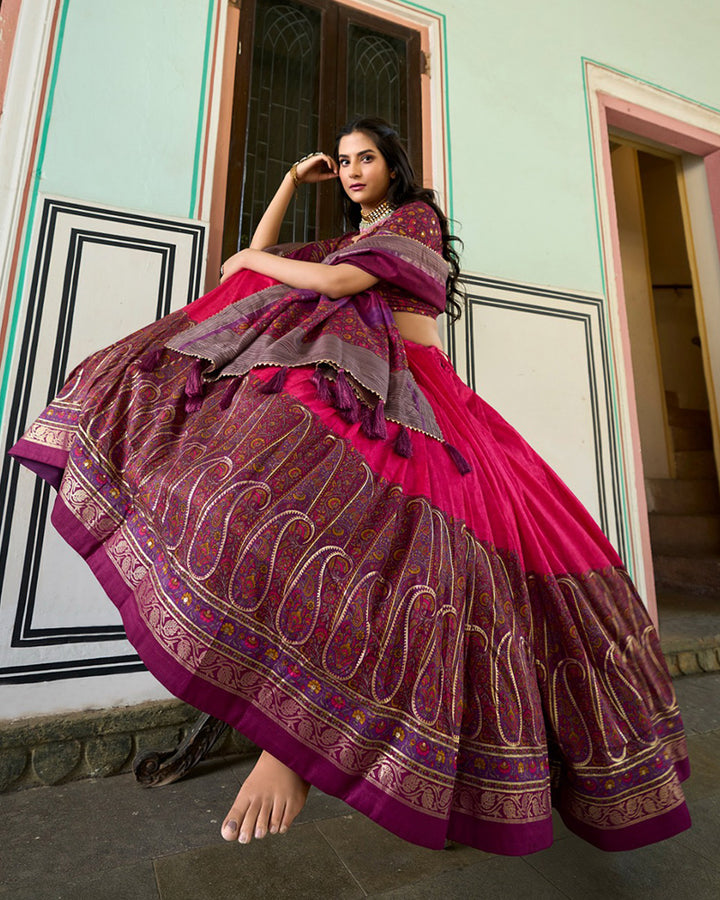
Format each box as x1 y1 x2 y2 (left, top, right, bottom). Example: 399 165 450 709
9 205 690 856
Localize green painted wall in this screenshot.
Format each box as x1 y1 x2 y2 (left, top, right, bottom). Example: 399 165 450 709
38 0 720 292
444 0 720 294
41 0 213 219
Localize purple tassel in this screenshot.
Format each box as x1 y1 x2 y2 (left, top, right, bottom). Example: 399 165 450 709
333 370 356 411
445 441 472 475
185 396 204 413
360 406 374 437
338 396 361 424
394 425 413 458
259 366 289 394
186 359 203 395
330 371 360 422
312 367 333 404
219 378 240 410
184 359 205 412
138 347 162 372
361 399 387 440
371 399 387 439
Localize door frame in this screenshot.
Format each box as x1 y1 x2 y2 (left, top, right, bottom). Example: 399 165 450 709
585 60 720 619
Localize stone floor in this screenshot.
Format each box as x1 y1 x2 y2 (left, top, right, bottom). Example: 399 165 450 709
1 673 719 900
658 590 720 647
658 591 720 674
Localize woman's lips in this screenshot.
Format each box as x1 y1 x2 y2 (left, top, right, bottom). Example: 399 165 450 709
350 184 365 191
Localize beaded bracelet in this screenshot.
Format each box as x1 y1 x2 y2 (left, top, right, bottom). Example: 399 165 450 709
289 151 324 190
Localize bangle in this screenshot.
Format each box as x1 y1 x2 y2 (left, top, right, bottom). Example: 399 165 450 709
289 151 324 190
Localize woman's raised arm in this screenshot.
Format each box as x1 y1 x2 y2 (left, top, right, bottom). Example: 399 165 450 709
248 153 338 250
219 151 378 298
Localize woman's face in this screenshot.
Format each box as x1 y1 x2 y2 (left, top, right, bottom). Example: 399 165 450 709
337 131 392 213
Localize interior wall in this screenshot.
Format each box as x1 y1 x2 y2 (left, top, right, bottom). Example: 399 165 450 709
610 143 670 480
639 153 709 411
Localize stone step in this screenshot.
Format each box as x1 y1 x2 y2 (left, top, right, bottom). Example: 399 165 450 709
656 590 720 676
646 477 720 515
654 556 720 596
670 421 713 451
666 405 711 429
649 512 720 557
675 450 717 479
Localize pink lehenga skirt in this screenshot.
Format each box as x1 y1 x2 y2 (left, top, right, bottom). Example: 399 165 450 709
10 298 690 856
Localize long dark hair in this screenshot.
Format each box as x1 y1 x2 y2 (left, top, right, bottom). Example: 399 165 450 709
334 116 464 322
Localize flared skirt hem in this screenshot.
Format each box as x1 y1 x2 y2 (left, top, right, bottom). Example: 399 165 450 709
43 484 691 857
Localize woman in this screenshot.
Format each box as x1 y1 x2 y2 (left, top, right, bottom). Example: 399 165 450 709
10 117 690 856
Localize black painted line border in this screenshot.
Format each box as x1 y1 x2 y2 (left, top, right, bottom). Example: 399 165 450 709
0 198 205 680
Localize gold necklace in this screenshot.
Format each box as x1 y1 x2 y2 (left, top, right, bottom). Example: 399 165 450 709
359 200 394 231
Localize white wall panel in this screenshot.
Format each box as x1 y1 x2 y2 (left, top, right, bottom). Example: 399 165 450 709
0 197 205 715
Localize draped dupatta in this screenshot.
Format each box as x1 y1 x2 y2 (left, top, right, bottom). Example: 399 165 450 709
165 202 453 445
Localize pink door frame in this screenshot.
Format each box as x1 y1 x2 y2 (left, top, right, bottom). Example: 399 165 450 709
0 0 23 116
595 92 720 622
598 93 720 256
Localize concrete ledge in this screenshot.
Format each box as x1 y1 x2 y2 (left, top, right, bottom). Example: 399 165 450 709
0 700 257 794
662 641 720 678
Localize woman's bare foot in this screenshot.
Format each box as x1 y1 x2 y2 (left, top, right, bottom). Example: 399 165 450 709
221 750 310 843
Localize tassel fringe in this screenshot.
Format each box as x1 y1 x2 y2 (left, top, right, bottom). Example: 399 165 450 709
333 370 355 410
184 359 205 412
394 425 413 458
179 356 466 470
338 401 361 424
186 359 203 396
361 399 387 440
332 371 361 423
312 367 333 404
259 366 289 394
220 378 241 410
444 441 472 475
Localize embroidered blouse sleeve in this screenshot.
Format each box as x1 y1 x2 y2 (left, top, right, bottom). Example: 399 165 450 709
373 201 444 254
321 202 449 313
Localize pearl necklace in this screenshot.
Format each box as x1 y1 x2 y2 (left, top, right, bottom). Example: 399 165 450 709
359 200 394 232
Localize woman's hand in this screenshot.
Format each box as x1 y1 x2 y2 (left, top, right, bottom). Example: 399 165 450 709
293 152 338 185
219 248 253 285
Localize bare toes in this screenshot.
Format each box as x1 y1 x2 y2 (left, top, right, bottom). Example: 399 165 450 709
268 801 286 836
253 797 274 839
280 795 306 834
221 751 309 844
221 818 239 841
221 796 249 842
238 799 263 844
